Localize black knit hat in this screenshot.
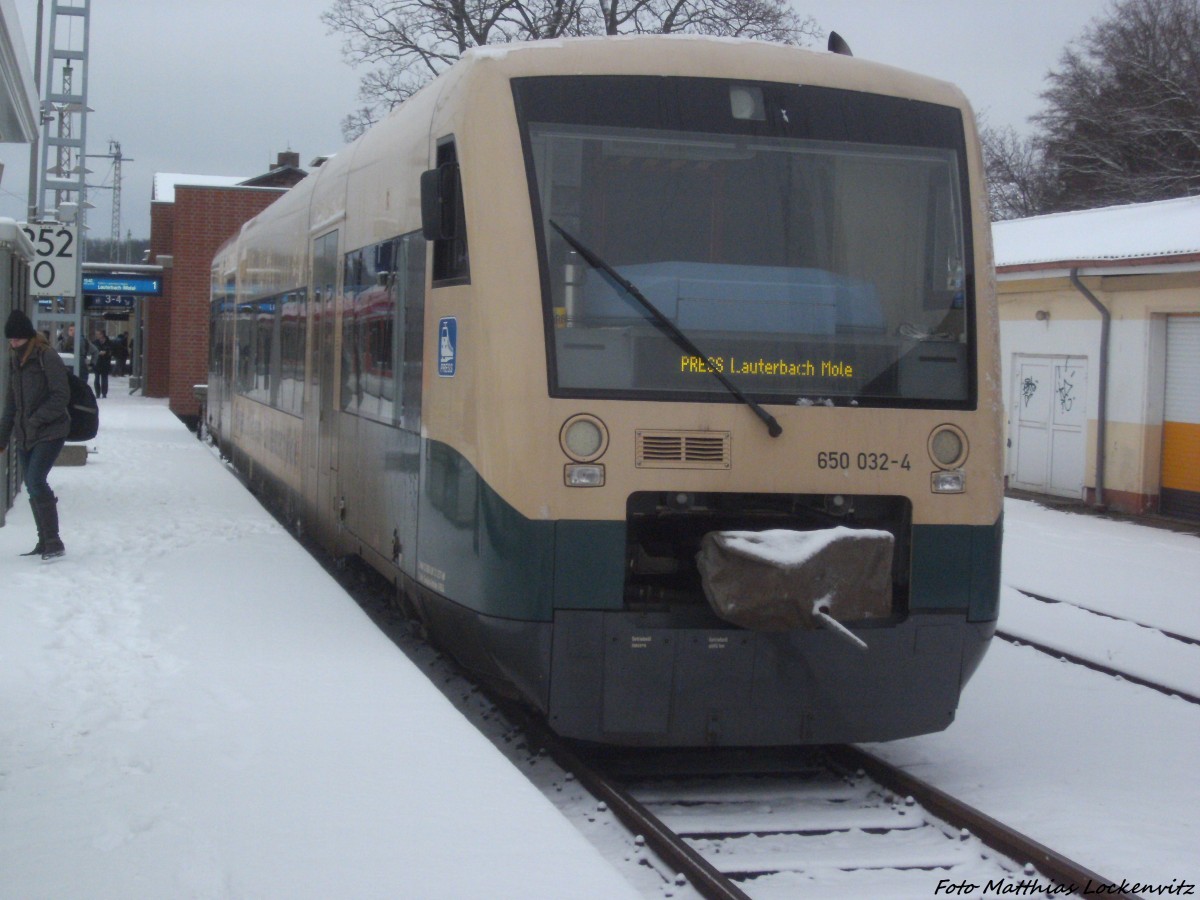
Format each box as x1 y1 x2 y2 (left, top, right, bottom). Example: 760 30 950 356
5 310 36 340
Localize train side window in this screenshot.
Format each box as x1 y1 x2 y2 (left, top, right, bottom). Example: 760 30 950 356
235 297 256 396
209 274 234 379
424 139 470 285
341 249 367 415
258 297 277 405
335 233 425 429
278 289 306 416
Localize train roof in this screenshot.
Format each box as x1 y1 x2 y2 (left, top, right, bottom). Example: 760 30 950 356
211 34 977 273
446 34 972 110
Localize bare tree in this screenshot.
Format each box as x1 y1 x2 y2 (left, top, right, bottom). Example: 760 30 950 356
1034 0 1200 210
593 0 813 39
323 0 819 139
979 122 1058 221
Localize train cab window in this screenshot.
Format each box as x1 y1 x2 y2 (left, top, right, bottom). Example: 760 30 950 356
427 139 470 285
514 77 975 409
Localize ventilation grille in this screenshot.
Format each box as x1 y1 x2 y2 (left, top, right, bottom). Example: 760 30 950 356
635 430 731 469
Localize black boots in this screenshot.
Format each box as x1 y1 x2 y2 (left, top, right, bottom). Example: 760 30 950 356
21 494 44 556
27 495 65 560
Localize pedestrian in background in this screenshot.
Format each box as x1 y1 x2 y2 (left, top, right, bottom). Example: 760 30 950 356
57 322 87 380
0 309 70 559
91 331 111 398
111 332 129 376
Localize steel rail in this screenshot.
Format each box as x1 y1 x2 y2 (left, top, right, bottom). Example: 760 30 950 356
495 699 752 900
1013 588 1200 648
830 745 1143 900
994 630 1200 706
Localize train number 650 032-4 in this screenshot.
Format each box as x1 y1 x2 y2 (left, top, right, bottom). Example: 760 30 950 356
817 451 912 471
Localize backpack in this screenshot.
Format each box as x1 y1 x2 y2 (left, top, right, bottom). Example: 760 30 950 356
65 370 99 442
36 351 99 442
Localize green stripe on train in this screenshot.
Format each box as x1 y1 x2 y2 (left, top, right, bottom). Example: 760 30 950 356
417 441 623 621
909 519 1003 622
419 440 1001 623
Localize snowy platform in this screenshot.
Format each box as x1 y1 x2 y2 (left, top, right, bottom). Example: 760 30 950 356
0 386 640 899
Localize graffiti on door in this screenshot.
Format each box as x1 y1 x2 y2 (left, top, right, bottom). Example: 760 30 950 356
1022 375 1039 407
1055 367 1077 413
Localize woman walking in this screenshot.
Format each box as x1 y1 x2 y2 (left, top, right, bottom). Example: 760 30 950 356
0 309 70 559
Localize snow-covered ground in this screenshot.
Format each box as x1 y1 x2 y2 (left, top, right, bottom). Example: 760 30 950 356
868 503 1200 893
0 385 641 900
2 384 1198 898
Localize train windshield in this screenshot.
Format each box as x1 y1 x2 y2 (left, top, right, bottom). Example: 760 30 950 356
513 76 976 407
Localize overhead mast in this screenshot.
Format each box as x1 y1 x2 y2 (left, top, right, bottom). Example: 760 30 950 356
87 139 134 262
32 0 92 367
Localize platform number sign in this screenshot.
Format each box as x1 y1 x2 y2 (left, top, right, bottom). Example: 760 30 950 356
21 223 78 297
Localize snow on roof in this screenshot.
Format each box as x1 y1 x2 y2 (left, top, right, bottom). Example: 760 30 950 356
993 195 1200 271
0 217 33 256
152 173 251 203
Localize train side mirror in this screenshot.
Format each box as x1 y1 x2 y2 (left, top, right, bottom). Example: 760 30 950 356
421 163 460 241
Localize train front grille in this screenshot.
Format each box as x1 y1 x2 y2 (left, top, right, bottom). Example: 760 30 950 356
635 430 731 469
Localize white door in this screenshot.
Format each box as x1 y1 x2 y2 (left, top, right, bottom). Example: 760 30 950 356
1010 355 1087 498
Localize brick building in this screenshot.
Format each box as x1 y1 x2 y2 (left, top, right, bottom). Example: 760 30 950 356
146 153 308 426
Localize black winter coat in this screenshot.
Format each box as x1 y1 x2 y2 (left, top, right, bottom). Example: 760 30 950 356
0 342 71 451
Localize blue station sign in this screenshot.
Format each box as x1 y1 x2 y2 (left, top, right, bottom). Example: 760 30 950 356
84 294 136 310
82 274 162 296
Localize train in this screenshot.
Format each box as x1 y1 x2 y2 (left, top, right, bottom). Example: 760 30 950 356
207 34 1003 747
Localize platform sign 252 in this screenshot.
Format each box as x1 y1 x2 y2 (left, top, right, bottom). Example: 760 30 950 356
21 223 78 297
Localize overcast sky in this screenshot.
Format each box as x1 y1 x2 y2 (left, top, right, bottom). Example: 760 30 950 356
0 0 1113 241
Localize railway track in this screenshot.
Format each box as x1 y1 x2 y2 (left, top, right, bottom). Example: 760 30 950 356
1012 589 1200 648
1000 589 1200 706
306 555 1147 900
509 709 1139 900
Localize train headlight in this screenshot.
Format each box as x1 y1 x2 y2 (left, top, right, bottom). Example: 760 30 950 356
928 424 968 469
565 464 605 487
560 414 608 462
931 469 966 493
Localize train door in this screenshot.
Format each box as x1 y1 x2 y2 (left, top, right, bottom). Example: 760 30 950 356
1009 355 1088 498
304 230 342 541
392 232 427 579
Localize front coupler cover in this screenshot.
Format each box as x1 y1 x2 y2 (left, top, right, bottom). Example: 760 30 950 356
696 527 894 631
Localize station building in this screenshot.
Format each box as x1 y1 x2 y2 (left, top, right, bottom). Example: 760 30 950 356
0 0 39 523
0 0 37 147
995 197 1200 521
146 153 308 426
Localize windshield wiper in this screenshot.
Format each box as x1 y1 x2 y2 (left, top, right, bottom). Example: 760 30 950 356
549 221 782 438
